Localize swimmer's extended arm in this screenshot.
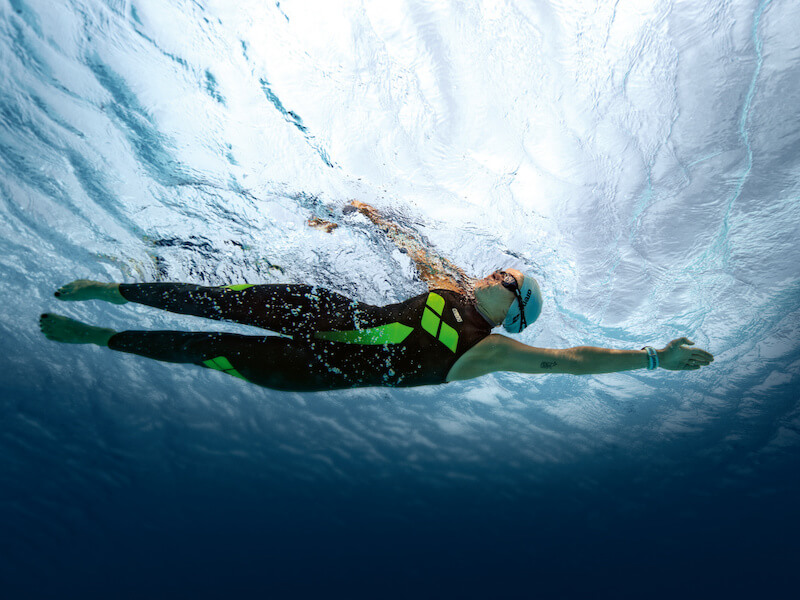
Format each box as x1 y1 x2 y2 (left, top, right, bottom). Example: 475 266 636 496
349 200 468 293
447 335 714 380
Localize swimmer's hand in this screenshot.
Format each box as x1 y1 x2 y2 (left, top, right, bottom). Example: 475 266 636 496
659 338 714 371
345 199 380 219
306 217 338 233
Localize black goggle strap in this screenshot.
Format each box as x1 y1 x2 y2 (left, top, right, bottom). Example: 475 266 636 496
499 272 526 332
515 288 527 331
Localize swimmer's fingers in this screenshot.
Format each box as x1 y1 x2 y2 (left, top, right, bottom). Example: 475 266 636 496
682 350 714 370
663 337 691 352
665 338 714 360
348 199 373 213
659 338 715 371
692 351 714 363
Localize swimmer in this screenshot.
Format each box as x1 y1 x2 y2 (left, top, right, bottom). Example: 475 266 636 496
40 202 714 391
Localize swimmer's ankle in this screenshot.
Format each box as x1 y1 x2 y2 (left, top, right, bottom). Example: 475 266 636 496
92 326 116 346
101 283 127 304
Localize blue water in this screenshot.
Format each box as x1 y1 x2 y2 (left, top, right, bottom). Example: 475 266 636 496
1 0 799 597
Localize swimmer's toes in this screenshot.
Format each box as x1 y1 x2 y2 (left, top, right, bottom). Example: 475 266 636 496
55 282 76 300
39 313 59 340
39 313 83 343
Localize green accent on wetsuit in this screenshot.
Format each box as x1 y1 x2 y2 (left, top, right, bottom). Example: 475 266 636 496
314 322 414 345
427 293 445 314
438 322 458 353
203 356 247 380
421 293 459 353
224 284 255 291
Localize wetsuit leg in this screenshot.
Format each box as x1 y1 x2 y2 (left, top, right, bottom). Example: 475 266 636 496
118 283 380 335
107 330 391 391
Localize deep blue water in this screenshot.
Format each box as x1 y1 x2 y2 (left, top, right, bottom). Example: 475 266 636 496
1 0 799 597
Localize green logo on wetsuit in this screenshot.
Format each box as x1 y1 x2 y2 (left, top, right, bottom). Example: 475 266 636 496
203 356 247 380
420 293 458 353
223 284 255 291
314 322 413 345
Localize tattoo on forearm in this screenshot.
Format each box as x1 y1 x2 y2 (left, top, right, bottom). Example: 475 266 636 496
540 361 558 369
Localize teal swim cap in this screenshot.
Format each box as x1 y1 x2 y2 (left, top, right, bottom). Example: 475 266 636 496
503 275 543 333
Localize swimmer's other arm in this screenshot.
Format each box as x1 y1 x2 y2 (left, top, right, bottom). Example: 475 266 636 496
447 335 714 380
349 200 468 293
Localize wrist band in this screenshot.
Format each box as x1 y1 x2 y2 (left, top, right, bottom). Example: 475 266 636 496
641 346 658 370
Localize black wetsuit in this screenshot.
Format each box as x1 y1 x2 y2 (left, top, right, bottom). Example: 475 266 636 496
108 283 492 391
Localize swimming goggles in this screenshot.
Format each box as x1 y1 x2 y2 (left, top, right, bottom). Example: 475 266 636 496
499 271 527 330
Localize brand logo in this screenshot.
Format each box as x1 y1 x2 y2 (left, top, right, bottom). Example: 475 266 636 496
421 293 459 353
452 308 462 323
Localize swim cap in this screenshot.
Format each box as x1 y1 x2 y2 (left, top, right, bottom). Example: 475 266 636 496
503 275 543 333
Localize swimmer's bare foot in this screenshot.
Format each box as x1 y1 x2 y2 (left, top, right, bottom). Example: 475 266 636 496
39 313 116 346
54 280 128 304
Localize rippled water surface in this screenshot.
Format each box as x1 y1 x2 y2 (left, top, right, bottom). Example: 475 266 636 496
1 0 798 597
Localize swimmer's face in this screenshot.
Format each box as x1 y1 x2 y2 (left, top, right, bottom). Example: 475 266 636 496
476 268 524 318
481 268 523 292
